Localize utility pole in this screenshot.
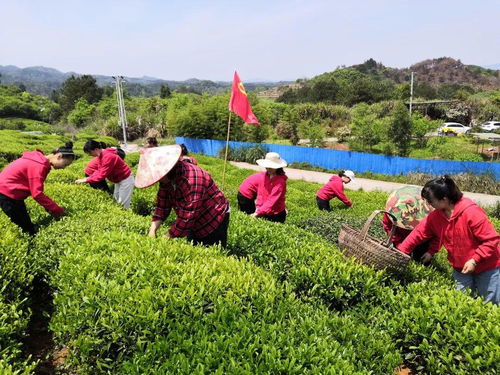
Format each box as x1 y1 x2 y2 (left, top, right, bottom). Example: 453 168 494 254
409 72 414 116
112 76 128 148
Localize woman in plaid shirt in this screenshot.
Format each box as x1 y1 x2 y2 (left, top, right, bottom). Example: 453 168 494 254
148 159 230 248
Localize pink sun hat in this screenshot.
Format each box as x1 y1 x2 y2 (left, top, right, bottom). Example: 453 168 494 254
135 145 182 188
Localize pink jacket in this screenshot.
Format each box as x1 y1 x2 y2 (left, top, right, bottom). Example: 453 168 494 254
0 150 64 216
255 173 287 216
238 172 263 199
398 197 500 274
316 175 352 207
84 157 100 176
86 148 131 184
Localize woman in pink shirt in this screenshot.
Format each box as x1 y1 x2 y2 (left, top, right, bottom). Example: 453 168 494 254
0 142 75 235
316 170 355 211
237 172 262 214
75 139 134 208
251 152 288 223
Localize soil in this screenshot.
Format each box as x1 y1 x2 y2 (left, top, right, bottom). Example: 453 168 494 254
22 277 66 374
394 365 414 374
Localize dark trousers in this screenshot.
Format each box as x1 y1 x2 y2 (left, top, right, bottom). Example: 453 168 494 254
237 192 256 214
0 193 36 235
260 209 287 223
189 213 230 248
85 173 110 193
316 196 331 211
412 241 432 264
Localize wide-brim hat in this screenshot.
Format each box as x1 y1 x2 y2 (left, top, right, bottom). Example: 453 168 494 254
135 145 182 188
256 152 287 169
385 185 433 230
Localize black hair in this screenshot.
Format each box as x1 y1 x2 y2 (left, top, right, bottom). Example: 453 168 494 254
180 143 189 156
99 141 107 149
421 175 463 204
338 170 346 178
147 137 158 147
52 141 75 160
83 139 103 154
275 168 285 175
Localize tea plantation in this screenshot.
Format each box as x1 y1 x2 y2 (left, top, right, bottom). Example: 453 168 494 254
0 130 499 374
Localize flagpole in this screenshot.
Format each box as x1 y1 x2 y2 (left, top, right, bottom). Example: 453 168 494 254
221 111 232 190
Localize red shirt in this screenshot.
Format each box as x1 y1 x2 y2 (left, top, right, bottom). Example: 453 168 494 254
398 197 500 274
238 172 262 199
0 150 64 216
152 160 229 238
382 213 439 252
317 175 352 207
86 148 131 184
255 173 287 216
182 156 198 165
84 157 99 176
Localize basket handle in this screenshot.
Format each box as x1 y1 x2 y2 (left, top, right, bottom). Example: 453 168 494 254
360 210 398 247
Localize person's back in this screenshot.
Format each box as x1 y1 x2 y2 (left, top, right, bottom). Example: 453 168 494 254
0 150 51 200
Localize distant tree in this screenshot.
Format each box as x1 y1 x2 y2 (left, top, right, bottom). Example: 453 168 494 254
175 85 200 94
18 83 26 92
50 89 59 102
102 85 115 97
414 82 437 99
58 75 103 113
160 84 171 98
67 98 95 127
349 103 379 151
389 101 412 156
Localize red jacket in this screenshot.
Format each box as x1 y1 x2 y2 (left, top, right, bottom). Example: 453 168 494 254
399 197 500 274
317 175 352 207
86 148 131 184
255 173 287 216
84 157 100 176
382 213 440 252
238 172 262 199
0 150 64 216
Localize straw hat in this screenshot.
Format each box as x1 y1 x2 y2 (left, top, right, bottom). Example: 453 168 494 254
256 152 287 169
385 185 433 230
135 145 182 188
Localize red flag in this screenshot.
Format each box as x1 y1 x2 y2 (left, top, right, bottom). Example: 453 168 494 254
228 71 260 125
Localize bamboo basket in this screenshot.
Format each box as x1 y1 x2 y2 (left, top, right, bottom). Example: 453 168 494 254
338 210 411 273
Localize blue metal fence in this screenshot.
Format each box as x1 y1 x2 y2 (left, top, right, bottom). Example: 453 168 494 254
175 137 500 180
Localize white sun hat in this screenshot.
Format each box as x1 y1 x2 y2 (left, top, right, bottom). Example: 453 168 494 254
256 152 287 169
343 170 355 181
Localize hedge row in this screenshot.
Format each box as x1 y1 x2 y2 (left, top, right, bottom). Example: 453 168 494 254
0 217 36 372
29 187 400 374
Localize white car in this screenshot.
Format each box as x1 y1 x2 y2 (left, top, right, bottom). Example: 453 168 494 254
479 121 500 132
437 122 471 135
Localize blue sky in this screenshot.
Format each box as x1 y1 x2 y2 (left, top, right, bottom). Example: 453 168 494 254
1 0 499 81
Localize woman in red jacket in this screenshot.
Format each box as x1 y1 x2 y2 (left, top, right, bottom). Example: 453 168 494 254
0 142 75 235
398 176 499 304
316 170 355 211
75 139 134 208
251 152 288 223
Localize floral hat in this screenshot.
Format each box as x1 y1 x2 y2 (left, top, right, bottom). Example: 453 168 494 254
384 185 433 230
135 145 182 188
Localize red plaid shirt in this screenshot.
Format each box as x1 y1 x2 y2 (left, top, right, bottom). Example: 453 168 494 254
152 161 229 238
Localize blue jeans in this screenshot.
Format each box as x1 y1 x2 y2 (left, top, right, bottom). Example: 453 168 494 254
453 267 499 305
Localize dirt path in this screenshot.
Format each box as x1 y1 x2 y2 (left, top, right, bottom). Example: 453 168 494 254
230 161 500 207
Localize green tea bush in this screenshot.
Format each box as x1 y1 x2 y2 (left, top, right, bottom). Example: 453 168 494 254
47 232 394 374
0 217 35 371
390 281 500 374
228 212 392 311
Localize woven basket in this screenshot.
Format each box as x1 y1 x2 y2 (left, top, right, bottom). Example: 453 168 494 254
338 210 411 273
